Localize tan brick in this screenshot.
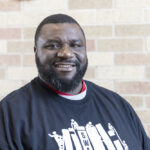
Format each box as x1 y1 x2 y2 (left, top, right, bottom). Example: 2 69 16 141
146 38 150 51
7 12 48 26
0 14 7 27
115 0 150 8
97 39 142 51
7 67 37 80
142 125 149 135
96 9 142 24
84 66 95 79
86 40 95 51
123 96 143 108
69 11 96 25
0 80 22 96
95 66 144 80
0 41 7 53
136 110 150 124
23 28 36 39
7 11 95 26
22 0 44 11
44 0 68 10
146 67 150 79
144 125 149 133
23 54 36 66
83 26 112 37
146 97 150 108
115 82 150 94
0 1 20 11
69 0 112 9
115 54 150 65
147 125 150 137
22 0 67 11
87 52 113 66
0 55 21 66
144 10 150 22
0 28 21 39
0 69 5 79
8 41 34 53
115 25 150 36
21 80 29 86
88 80 114 91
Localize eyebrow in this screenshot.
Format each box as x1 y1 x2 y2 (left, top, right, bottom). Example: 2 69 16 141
71 39 83 43
46 39 61 43
46 38 83 43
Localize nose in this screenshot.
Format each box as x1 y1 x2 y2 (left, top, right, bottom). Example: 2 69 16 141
57 44 74 59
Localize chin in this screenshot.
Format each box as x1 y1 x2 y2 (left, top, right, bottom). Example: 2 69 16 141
56 75 76 82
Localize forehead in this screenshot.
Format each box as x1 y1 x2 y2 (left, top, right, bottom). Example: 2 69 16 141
39 23 85 41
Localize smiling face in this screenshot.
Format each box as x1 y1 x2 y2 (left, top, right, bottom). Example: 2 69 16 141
35 23 88 94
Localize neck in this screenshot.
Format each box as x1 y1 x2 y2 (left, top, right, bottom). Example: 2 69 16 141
64 81 83 95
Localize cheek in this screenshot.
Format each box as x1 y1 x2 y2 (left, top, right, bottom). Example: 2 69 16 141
37 50 55 64
37 53 47 65
78 52 87 64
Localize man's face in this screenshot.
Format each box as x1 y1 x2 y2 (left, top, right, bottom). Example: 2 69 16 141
35 23 88 92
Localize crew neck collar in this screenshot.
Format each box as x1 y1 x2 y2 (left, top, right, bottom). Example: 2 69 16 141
45 81 87 100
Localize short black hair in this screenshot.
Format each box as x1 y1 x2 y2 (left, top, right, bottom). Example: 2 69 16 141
34 14 85 46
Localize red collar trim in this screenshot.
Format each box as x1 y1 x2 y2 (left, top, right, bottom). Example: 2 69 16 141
45 81 86 96
80 81 86 93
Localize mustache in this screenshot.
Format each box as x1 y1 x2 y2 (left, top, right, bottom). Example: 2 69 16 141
52 59 80 67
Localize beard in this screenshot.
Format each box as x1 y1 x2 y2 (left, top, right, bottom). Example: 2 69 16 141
35 55 88 93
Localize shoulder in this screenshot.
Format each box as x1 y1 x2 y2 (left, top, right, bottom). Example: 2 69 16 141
85 80 123 99
84 80 149 134
84 80 132 109
84 80 148 131
0 77 39 107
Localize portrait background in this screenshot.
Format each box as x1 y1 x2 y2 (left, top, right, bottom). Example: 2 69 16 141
0 0 150 136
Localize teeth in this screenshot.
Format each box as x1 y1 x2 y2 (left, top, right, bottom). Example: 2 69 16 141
57 65 72 68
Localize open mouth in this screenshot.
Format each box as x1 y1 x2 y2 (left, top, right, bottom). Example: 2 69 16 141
54 62 76 71
55 64 75 68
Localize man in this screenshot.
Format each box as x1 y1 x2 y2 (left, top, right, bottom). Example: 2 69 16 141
0 14 149 150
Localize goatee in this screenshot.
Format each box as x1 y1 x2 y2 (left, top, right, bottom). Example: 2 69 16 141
35 55 88 93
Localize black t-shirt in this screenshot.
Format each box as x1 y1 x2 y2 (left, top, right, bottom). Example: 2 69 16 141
0 77 150 150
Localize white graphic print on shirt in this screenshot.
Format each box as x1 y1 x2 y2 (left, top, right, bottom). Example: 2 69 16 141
48 119 129 150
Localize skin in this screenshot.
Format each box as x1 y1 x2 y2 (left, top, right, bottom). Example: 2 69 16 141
34 23 87 95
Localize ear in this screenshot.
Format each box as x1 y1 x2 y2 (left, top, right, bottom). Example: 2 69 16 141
34 46 37 53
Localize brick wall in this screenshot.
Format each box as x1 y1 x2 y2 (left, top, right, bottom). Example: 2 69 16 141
0 0 150 136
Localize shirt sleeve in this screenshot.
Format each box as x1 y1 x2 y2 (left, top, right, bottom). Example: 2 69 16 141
122 95 150 150
0 101 11 150
130 108 150 149
113 91 150 149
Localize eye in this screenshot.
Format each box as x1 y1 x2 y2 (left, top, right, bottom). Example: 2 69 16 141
70 43 81 48
45 43 61 50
